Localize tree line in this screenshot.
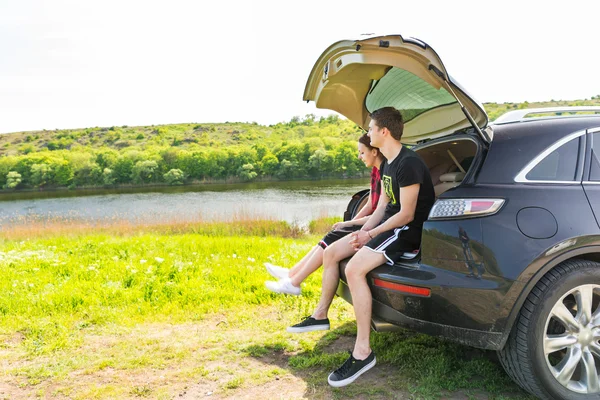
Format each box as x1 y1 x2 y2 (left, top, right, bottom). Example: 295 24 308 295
5 98 598 191
0 133 369 190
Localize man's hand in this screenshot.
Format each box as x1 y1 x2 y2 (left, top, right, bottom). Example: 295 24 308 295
350 230 372 251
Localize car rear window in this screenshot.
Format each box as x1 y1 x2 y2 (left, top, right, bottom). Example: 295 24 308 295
365 67 457 122
590 132 600 181
526 137 580 181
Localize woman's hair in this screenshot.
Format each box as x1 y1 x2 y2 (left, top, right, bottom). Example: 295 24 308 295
358 133 376 150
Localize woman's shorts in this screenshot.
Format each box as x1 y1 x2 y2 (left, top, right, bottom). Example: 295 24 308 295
364 226 421 265
318 225 362 249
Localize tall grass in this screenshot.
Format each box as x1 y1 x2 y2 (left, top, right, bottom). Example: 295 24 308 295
0 211 306 240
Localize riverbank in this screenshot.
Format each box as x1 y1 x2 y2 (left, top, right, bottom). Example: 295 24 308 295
0 174 372 197
0 177 370 202
0 221 532 399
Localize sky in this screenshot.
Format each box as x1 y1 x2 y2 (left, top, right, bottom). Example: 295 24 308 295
1 0 599 134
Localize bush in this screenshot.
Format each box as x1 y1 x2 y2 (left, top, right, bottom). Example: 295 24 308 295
163 168 185 185
260 154 279 176
238 164 257 181
277 159 299 179
19 144 35 154
3 171 22 189
102 168 116 186
72 163 102 187
30 163 52 187
131 160 159 184
46 141 59 151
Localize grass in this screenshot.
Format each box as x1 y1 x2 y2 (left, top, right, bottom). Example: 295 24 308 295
0 211 304 241
0 217 534 399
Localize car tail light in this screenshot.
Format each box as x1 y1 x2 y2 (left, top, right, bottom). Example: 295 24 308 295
373 278 431 297
428 198 505 220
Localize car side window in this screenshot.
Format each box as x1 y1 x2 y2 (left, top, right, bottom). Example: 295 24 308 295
589 132 600 181
526 137 579 181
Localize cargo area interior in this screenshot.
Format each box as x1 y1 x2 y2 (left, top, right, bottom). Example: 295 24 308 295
416 138 478 197
396 137 479 262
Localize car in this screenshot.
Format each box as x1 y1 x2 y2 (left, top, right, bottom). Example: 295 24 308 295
303 34 600 400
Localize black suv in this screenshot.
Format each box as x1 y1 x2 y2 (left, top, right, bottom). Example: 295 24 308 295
304 35 600 399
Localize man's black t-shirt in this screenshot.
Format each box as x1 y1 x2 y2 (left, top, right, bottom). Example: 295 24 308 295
380 146 435 230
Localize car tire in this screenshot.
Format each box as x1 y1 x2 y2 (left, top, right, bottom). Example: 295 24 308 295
499 259 600 400
343 190 369 221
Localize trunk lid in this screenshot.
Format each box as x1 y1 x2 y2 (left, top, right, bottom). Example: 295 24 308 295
303 35 489 144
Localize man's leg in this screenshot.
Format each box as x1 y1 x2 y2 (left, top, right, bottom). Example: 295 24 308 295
344 248 386 359
326 247 383 388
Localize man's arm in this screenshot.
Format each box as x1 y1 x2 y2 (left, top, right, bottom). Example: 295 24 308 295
349 190 390 250
361 189 389 231
368 183 419 237
350 185 417 250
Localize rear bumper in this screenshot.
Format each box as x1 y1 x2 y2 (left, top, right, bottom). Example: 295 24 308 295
336 259 508 350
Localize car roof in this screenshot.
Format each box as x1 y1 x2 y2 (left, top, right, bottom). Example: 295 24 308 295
478 117 600 184
491 107 600 125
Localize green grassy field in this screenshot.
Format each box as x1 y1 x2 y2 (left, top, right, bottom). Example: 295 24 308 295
0 220 534 399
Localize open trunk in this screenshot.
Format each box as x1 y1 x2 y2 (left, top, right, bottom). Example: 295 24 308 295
417 136 479 199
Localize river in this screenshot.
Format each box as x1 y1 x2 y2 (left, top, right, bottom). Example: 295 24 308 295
0 179 370 228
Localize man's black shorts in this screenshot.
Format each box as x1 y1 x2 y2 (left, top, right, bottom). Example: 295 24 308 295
364 226 421 265
318 225 362 249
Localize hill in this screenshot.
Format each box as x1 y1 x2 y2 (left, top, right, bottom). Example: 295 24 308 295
0 99 599 191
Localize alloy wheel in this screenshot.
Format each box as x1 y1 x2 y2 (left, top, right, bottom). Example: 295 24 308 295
544 284 600 394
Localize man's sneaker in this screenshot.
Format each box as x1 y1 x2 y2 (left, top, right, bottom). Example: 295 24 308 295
328 351 376 387
265 277 301 296
286 316 330 333
265 262 289 279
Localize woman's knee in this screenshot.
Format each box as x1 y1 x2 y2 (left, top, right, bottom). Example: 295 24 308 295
323 246 336 265
324 242 342 258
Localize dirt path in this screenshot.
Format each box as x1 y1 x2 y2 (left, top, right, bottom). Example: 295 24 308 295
0 314 520 400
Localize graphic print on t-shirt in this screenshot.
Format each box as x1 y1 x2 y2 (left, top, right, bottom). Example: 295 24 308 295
382 174 396 205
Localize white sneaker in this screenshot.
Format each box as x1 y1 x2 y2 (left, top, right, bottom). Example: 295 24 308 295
265 262 289 279
265 278 301 296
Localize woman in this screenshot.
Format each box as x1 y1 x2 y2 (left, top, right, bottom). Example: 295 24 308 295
265 133 385 295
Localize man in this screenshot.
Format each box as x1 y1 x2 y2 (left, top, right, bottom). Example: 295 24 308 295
286 107 435 387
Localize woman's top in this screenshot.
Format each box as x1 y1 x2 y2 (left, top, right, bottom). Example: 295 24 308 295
370 166 381 212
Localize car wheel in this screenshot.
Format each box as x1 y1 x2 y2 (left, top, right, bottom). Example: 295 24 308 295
343 190 369 221
499 259 600 400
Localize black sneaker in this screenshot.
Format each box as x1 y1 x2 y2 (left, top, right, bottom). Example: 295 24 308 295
328 351 376 387
286 316 330 333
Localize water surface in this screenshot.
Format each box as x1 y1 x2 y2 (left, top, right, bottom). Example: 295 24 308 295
0 179 370 227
